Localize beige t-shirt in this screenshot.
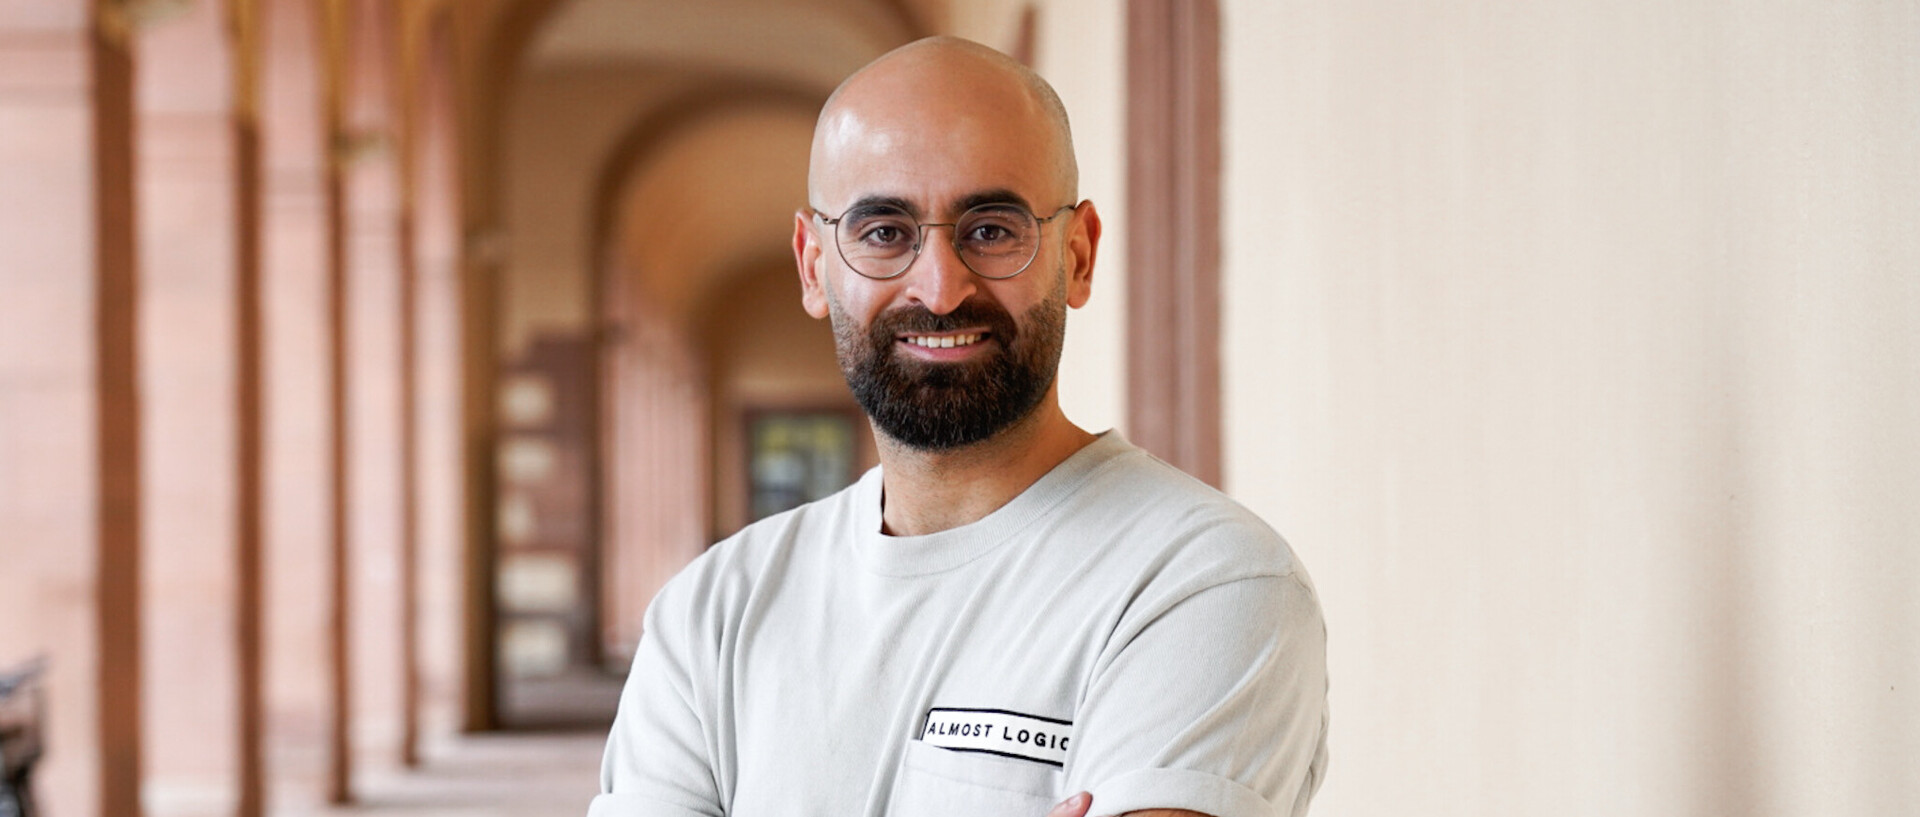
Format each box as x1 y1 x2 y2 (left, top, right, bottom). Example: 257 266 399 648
589 432 1327 817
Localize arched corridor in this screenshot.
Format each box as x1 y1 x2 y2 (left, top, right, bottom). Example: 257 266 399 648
4 1 1918 816
2 0 1022 813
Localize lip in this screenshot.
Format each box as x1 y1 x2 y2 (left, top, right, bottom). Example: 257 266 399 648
895 329 994 361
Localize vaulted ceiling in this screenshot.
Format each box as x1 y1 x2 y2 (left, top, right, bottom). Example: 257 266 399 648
525 0 929 91
489 0 944 339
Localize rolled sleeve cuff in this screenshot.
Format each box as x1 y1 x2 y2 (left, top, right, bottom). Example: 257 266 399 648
1086 768 1276 817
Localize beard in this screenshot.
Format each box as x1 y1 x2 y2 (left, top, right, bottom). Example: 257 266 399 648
829 279 1067 452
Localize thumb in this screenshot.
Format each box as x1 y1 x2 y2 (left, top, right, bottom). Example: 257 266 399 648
1047 791 1092 817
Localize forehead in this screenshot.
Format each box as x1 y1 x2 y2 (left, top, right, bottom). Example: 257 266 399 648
809 70 1062 215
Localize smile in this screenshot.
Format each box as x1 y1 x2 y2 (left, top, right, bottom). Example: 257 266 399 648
902 333 986 349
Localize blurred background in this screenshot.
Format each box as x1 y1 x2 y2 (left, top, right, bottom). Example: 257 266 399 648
1 0 1915 815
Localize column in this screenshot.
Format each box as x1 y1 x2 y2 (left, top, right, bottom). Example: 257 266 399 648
342 0 407 780
260 0 335 808
132 0 242 811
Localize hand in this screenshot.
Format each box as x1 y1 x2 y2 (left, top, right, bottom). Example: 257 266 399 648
1046 792 1092 817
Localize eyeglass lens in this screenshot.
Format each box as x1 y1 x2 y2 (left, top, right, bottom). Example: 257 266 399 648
836 203 1041 280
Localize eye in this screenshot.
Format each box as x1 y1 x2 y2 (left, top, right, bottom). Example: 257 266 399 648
965 222 1013 243
860 224 909 246
957 207 1030 252
841 208 917 255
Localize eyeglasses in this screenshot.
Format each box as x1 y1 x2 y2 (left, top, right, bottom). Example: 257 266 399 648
813 201 1075 280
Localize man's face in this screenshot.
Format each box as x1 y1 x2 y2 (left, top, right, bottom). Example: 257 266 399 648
824 261 1069 450
795 55 1096 451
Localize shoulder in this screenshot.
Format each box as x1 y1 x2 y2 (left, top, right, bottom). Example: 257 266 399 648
1070 438 1306 586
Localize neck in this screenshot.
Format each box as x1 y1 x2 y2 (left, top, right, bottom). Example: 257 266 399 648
873 390 1097 536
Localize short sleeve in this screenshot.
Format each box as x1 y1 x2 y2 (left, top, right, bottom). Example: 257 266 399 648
588 580 726 817
1065 573 1329 817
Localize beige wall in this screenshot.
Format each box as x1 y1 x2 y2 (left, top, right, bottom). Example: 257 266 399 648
1036 0 1127 441
1218 2 1919 815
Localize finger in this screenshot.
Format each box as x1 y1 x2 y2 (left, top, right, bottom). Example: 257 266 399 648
1046 791 1092 817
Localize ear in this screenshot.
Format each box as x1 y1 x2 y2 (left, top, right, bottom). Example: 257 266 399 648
1063 200 1101 309
794 209 831 319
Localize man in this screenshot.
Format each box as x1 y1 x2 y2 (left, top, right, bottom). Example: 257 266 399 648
590 36 1327 817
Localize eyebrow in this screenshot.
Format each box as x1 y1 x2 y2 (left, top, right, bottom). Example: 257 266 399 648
952 188 1033 214
844 194 917 216
841 188 1035 219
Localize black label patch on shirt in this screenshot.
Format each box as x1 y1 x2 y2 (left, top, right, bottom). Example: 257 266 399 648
918 707 1073 767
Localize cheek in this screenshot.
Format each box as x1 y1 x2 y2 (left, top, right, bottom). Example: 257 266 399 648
827 276 897 324
983 275 1062 320
822 280 877 342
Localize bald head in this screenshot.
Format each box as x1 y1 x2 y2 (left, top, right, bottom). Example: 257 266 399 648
808 36 1079 210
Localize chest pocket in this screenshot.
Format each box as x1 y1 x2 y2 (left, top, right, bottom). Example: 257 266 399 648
890 740 1063 817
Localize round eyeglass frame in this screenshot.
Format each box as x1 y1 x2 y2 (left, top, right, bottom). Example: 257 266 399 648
812 202 1077 281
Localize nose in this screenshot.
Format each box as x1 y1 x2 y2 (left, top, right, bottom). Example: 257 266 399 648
900 226 977 315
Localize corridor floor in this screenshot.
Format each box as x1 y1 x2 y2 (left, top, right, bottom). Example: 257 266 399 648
317 731 605 817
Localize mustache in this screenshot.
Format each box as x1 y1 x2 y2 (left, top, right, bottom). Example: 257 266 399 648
870 298 1020 342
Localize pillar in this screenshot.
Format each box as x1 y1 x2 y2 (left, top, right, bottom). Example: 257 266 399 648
259 0 335 807
341 0 408 781
132 0 243 811
402 7 466 747
1125 0 1222 486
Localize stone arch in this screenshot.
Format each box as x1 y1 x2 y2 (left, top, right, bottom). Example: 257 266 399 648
585 85 829 656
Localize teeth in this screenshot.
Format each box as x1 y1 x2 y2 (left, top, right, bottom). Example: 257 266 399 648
907 333 982 349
